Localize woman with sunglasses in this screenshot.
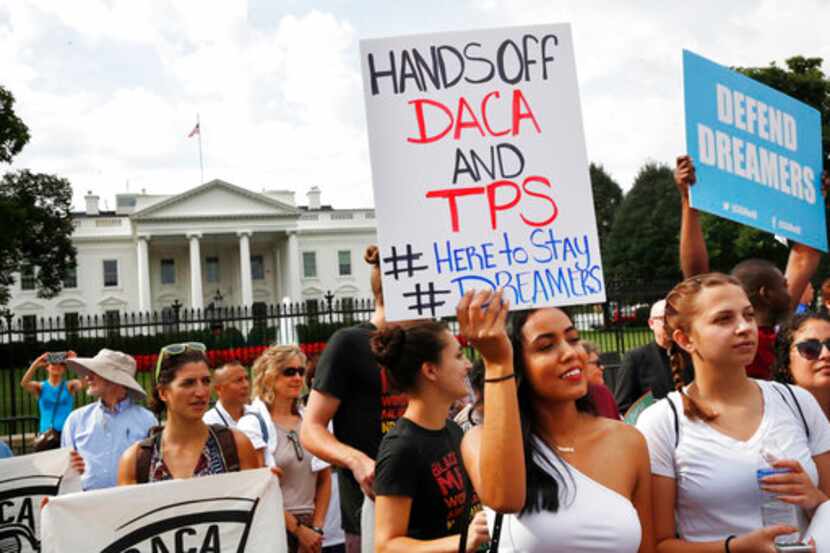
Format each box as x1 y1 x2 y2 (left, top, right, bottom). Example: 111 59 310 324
117 342 261 484
240 345 332 553
775 312 830 419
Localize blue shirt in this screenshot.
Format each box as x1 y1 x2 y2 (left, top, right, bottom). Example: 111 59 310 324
61 397 157 490
38 379 74 433
0 440 12 458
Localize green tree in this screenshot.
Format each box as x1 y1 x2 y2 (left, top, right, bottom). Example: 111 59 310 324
589 163 623 264
0 86 30 163
699 57 830 275
0 85 76 306
605 163 682 282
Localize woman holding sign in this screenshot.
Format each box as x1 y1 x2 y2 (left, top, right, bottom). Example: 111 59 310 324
637 274 830 552
457 289 654 553
371 320 490 553
117 343 261 484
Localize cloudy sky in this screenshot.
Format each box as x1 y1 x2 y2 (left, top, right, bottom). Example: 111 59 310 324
2 0 828 211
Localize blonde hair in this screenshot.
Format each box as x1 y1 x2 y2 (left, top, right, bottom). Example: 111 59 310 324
664 272 743 421
251 345 307 409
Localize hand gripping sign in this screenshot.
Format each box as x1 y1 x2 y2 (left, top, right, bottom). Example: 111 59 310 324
360 24 605 321
0 447 81 553
683 49 827 251
40 468 285 553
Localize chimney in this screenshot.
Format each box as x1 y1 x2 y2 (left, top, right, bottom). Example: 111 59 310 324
85 191 100 216
307 186 321 210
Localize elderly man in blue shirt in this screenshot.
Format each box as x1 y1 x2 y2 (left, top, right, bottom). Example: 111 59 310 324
63 349 156 490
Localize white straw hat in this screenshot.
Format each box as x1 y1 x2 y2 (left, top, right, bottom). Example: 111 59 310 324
66 349 147 401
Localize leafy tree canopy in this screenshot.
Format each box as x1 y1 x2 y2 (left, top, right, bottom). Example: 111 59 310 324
589 163 623 264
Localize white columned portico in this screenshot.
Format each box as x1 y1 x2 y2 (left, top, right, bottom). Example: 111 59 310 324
286 231 301 301
136 235 152 312
187 232 204 310
238 230 254 307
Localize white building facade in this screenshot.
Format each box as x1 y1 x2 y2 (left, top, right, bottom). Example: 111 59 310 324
8 180 378 323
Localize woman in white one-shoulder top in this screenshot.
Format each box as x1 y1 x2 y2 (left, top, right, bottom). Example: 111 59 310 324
457 290 654 553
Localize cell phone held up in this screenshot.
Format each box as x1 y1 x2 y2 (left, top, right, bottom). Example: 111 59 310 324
46 352 67 364
775 543 814 553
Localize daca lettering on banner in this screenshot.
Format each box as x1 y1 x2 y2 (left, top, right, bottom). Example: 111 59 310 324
0 474 62 553
99 498 260 553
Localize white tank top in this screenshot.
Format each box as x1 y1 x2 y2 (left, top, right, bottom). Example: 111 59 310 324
487 436 641 553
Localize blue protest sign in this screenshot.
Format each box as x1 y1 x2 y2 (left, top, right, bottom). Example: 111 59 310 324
683 49 827 251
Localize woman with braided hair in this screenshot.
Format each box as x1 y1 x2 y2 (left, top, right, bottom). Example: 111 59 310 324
637 273 830 552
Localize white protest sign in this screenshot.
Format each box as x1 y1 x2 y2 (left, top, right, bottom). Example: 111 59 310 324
0 447 81 553
40 468 285 553
360 24 605 321
805 500 830 552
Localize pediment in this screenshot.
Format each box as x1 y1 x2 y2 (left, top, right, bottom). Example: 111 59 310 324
253 288 270 300
302 286 323 297
13 301 44 312
335 284 359 295
98 295 128 308
57 298 87 310
131 179 299 220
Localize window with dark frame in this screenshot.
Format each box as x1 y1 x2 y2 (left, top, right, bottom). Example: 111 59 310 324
302 252 317 278
21 265 36 290
305 299 320 323
337 250 351 276
105 309 120 338
22 315 37 342
63 266 78 289
161 259 176 285
65 312 79 339
103 259 119 287
251 255 265 280
206 257 220 283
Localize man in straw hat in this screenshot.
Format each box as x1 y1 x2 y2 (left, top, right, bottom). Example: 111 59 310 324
62 349 157 490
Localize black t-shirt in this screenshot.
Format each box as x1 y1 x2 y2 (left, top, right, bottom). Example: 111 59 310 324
313 322 408 534
374 418 476 541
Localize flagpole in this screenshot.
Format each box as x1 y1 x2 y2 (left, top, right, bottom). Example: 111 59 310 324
197 113 204 184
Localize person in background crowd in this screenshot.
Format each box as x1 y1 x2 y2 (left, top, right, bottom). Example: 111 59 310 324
372 321 489 553
675 156 828 379
582 340 621 420
775 311 830 420
637 273 830 550
118 343 260 484
240 345 331 553
21 351 83 449
453 359 484 433
0 440 13 459
459 290 654 552
796 282 815 314
614 300 691 414
203 361 253 428
305 355 346 553
820 278 830 315
62 349 157 490
301 245 408 553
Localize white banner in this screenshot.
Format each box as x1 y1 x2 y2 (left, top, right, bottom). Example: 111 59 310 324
360 24 605 321
0 447 81 553
806 500 830 552
40 468 285 553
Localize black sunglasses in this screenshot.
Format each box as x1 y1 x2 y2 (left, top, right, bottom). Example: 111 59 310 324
286 430 304 462
282 366 306 377
794 338 830 360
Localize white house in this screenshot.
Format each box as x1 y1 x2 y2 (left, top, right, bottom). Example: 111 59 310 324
8 180 378 326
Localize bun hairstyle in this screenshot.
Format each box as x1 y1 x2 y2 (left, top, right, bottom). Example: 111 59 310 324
774 311 830 384
370 321 448 392
364 245 384 306
664 272 742 421
151 349 210 418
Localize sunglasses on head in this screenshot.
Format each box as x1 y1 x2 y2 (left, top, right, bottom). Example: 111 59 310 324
155 342 207 379
282 366 305 378
794 338 830 361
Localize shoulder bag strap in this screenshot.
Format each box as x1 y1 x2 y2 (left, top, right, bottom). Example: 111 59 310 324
488 513 504 552
135 433 161 484
210 424 241 472
665 396 680 449
773 383 810 439
212 406 230 427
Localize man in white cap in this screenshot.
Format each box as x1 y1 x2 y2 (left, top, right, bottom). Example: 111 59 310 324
62 349 157 490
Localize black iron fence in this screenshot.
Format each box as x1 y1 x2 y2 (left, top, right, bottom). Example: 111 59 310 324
0 279 676 453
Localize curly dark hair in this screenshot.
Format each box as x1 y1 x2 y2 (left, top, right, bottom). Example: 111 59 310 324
774 311 830 384
506 308 595 515
370 321 448 392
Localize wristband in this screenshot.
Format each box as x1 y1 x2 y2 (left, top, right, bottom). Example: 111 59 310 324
485 373 517 383
310 526 324 536
724 535 736 553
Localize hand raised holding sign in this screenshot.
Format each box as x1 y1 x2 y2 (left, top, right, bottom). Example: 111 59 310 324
456 288 511 368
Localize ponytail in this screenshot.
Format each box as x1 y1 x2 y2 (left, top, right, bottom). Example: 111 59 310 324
668 343 716 421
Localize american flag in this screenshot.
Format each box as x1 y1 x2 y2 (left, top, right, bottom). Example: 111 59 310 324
188 123 200 138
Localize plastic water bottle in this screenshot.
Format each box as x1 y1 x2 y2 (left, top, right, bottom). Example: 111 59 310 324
756 442 801 544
